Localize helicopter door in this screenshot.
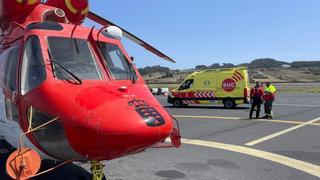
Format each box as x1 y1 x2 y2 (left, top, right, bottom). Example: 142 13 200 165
0 44 21 147
18 36 46 131
18 36 86 160
0 45 21 122
20 36 46 96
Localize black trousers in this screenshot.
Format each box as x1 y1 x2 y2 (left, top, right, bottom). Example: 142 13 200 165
264 100 274 116
250 100 262 118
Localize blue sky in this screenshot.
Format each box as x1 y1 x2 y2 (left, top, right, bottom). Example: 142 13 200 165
86 1 320 69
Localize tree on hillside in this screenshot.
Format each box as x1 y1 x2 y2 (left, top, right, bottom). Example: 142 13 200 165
195 65 207 70
196 63 235 69
208 63 220 69
237 63 250 67
138 66 170 75
250 58 287 68
291 61 320 68
222 63 235 68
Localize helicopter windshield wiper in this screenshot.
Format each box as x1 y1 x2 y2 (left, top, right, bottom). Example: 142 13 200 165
50 60 83 85
129 65 137 84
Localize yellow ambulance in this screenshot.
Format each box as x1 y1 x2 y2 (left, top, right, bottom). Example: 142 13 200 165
167 67 250 108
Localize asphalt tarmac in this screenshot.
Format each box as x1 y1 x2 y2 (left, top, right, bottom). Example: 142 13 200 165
1 93 320 180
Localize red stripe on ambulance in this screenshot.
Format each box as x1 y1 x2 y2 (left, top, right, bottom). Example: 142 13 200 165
235 71 244 79
194 91 215 98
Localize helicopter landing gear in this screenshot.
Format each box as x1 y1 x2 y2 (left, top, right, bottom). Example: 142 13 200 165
90 161 106 180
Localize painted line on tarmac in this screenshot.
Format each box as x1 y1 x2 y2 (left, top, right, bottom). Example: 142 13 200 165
256 119 320 126
182 138 320 178
245 117 320 146
173 115 320 126
274 103 320 107
173 115 241 120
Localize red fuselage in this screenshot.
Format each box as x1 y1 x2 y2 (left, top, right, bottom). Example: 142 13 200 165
0 4 174 161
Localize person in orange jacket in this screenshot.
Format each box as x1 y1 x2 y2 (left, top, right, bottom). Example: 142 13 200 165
249 82 264 119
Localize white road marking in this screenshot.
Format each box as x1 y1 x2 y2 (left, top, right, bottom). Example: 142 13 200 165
173 115 241 120
256 119 320 126
245 117 320 146
173 115 320 126
182 138 320 178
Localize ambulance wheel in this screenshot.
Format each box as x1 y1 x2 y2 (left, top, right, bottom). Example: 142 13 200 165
223 100 235 109
173 99 183 108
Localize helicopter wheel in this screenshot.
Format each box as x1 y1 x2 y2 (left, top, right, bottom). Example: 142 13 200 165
89 161 106 180
89 174 106 180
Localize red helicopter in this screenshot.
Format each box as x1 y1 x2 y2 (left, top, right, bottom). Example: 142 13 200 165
0 0 181 179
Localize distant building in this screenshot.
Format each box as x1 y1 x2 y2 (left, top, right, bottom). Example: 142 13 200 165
282 64 291 69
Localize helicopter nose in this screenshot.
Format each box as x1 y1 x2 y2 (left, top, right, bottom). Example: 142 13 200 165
65 97 173 160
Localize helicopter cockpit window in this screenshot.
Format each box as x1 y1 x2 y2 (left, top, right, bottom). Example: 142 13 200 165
0 46 20 92
179 79 194 90
48 37 102 80
21 36 46 95
27 22 63 31
97 42 137 81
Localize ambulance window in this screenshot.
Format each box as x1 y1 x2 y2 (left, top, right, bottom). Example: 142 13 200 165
0 46 20 91
21 36 46 95
179 79 193 90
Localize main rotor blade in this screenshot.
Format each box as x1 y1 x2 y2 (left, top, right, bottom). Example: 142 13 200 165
87 11 175 63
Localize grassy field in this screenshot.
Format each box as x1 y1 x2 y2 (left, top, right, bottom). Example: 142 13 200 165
272 83 320 93
148 83 320 93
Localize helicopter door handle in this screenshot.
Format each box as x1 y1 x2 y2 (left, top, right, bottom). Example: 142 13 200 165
12 91 17 105
118 86 128 93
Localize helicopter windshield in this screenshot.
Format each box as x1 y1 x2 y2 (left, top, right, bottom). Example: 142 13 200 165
48 37 102 80
97 42 137 81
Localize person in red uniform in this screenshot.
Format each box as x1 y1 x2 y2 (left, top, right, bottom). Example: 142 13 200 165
262 82 276 119
249 82 264 119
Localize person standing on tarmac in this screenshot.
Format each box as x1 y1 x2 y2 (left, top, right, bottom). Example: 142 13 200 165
249 82 264 119
263 82 276 119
